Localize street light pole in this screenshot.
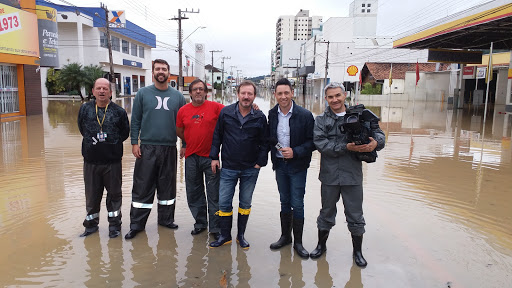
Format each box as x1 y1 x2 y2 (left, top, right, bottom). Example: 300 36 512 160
182 26 205 42
290 57 300 93
182 26 205 79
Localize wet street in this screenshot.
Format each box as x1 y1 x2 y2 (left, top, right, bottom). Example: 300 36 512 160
1 91 511 287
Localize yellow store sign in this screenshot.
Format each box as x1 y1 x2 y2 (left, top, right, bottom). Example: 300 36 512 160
0 3 39 57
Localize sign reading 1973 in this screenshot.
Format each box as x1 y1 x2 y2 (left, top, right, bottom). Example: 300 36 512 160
0 12 21 35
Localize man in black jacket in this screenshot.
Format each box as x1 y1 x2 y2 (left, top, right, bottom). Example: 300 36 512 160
77 78 130 238
209 80 268 249
268 78 315 259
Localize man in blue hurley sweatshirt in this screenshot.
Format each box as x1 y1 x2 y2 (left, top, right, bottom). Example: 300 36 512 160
125 59 186 240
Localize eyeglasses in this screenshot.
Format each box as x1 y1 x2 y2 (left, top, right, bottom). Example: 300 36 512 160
192 87 205 92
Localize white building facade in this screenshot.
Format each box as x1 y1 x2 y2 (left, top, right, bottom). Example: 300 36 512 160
299 0 428 96
39 3 156 97
274 10 322 83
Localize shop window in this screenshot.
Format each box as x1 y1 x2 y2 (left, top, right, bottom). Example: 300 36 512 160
140 76 145 88
0 64 19 114
122 40 129 54
139 46 144 58
100 32 108 48
111 36 120 51
131 43 137 56
114 73 121 93
132 75 139 93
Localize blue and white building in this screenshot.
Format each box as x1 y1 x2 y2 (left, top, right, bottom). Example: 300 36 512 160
37 1 156 96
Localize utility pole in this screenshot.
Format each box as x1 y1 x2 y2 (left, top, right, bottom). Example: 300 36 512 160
209 50 222 93
316 41 330 95
220 56 231 99
101 3 115 97
230 65 236 94
171 8 199 92
313 35 317 66
237 69 242 86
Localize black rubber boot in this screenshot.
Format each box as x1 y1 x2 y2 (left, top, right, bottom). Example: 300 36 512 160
270 211 293 250
310 229 329 259
209 214 232 248
352 234 367 267
292 217 309 259
236 213 250 249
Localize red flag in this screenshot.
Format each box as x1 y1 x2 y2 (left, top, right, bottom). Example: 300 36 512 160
359 70 362 89
416 61 420 86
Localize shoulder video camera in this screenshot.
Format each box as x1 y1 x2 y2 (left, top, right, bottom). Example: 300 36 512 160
340 104 380 163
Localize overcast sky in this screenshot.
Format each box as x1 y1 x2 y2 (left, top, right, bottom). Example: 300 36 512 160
54 0 492 77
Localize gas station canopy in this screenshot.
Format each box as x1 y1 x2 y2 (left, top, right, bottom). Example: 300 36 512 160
393 2 512 50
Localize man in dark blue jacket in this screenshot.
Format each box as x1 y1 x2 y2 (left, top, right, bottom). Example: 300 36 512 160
209 80 268 249
268 78 315 259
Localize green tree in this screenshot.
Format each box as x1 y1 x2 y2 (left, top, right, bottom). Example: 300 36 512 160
83 65 105 98
58 63 85 99
45 68 65 95
361 83 382 95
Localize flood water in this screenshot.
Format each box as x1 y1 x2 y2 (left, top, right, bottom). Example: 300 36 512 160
1 91 511 287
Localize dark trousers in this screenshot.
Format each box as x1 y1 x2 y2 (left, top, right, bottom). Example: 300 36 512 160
83 161 122 232
316 183 365 235
185 154 220 233
274 161 308 219
129 144 177 230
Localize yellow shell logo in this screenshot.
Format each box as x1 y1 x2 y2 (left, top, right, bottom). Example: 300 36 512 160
347 65 358 76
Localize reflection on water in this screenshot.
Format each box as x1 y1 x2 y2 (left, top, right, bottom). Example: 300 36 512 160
0 95 511 287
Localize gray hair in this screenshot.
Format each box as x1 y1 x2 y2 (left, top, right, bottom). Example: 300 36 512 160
324 82 345 94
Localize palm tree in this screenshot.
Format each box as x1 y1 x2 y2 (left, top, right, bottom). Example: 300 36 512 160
83 65 106 99
58 63 85 99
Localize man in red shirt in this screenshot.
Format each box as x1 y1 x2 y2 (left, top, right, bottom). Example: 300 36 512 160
177 79 224 239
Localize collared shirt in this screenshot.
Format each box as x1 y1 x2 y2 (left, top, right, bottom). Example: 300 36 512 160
276 101 293 158
235 103 255 126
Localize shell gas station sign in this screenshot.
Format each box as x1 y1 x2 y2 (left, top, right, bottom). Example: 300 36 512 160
347 65 359 76
340 64 362 82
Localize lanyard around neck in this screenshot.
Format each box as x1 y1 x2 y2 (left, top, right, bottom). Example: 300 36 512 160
96 102 110 131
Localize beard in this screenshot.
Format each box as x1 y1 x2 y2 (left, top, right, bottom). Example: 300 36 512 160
154 73 169 84
239 99 253 109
